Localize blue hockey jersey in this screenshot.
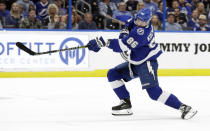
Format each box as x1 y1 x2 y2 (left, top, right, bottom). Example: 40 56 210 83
107 18 162 65
36 1 49 20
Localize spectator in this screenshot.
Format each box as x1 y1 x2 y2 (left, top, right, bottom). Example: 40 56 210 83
90 0 100 14
195 2 207 16
71 13 78 29
193 14 210 31
18 2 27 18
143 0 158 14
190 0 200 11
178 0 192 16
174 7 187 28
36 0 50 21
78 12 97 29
90 0 100 16
165 13 182 31
112 2 133 25
126 0 139 13
61 14 68 28
5 2 23 28
54 0 66 16
79 0 102 29
99 0 117 29
0 0 10 18
151 14 162 30
19 9 42 29
155 1 163 21
99 0 117 19
48 14 66 29
43 4 58 27
17 0 35 14
167 0 180 14
133 1 145 16
187 9 199 30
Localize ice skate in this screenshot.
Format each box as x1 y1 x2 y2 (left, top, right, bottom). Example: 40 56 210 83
112 98 133 115
179 104 198 120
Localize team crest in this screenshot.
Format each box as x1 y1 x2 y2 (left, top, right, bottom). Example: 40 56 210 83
137 28 144 35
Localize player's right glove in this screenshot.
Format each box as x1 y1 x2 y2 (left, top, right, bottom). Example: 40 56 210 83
119 28 129 39
87 37 106 52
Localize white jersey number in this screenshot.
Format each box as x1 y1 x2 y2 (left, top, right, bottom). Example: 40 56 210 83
127 37 138 48
147 27 156 49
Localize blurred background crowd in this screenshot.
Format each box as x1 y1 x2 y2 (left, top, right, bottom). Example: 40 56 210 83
0 0 69 29
72 0 210 31
0 0 210 31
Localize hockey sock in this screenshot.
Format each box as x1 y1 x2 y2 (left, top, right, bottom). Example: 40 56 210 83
164 94 182 109
113 83 130 100
107 68 130 100
146 86 182 110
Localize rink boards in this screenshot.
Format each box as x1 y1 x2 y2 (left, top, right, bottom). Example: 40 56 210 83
0 30 210 77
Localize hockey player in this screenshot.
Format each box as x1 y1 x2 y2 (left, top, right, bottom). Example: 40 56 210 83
87 8 197 120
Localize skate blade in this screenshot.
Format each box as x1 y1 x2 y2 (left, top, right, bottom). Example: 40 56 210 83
112 109 133 116
184 109 198 120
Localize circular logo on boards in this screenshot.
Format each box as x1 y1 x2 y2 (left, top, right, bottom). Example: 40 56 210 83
59 37 86 65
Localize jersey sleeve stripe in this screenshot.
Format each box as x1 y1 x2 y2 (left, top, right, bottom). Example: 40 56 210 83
126 44 161 65
118 39 130 51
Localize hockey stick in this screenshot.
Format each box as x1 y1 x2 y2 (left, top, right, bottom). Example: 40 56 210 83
16 42 90 56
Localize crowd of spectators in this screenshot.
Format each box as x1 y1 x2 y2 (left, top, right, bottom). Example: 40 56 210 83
72 0 210 31
1 0 210 31
72 0 158 29
165 0 210 31
72 0 164 30
0 0 69 29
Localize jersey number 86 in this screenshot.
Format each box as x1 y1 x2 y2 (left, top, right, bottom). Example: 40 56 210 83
126 37 138 48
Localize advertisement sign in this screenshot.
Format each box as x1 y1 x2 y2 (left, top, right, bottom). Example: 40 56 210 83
155 32 210 69
1 31 210 73
0 31 89 71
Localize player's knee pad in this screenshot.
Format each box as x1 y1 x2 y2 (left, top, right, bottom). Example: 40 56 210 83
146 86 163 101
107 68 122 82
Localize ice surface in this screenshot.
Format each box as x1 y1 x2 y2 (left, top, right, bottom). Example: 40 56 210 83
0 76 210 131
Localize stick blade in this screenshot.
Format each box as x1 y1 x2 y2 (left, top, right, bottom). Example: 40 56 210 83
16 42 36 55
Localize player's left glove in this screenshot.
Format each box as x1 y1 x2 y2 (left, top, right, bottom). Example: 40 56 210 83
88 37 106 52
